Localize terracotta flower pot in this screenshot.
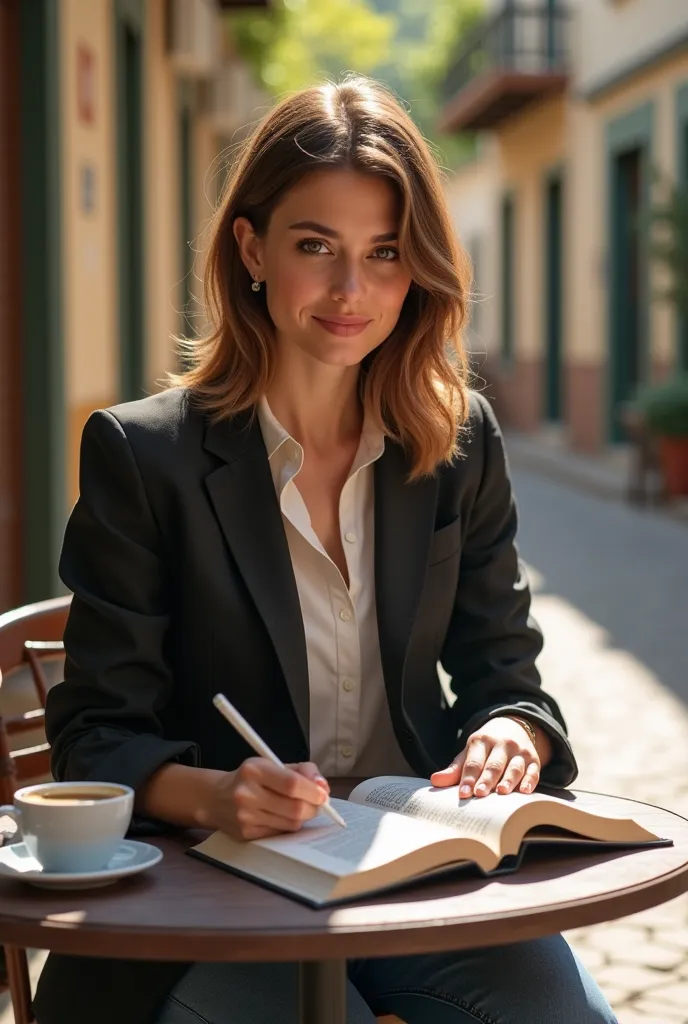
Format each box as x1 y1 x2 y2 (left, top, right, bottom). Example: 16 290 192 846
659 436 688 496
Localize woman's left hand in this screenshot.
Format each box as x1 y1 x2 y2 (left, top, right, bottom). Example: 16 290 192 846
430 716 553 798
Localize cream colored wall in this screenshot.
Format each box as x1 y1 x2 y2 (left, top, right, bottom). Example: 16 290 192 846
494 96 566 361
568 50 688 368
59 0 118 503
145 0 182 388
575 0 688 96
444 140 501 363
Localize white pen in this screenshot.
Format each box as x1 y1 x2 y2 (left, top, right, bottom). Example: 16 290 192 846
212 692 347 829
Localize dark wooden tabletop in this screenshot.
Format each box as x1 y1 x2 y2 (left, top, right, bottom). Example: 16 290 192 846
1 790 687 962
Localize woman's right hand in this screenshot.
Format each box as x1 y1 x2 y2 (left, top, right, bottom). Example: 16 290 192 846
204 758 330 841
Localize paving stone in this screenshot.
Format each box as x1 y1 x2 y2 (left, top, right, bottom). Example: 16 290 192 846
649 979 688 1008
587 925 654 958
571 943 607 973
631 996 688 1022
594 963 669 995
618 1009 684 1024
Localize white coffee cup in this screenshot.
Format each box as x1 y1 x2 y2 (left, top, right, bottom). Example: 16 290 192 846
0 781 134 873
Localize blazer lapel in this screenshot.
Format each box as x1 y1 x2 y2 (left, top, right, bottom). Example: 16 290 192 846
203 413 310 744
374 442 439 701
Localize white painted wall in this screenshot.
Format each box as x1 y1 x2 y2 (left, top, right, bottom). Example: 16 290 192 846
574 0 688 95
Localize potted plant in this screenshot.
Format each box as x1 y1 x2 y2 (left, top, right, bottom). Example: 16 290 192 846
636 375 688 496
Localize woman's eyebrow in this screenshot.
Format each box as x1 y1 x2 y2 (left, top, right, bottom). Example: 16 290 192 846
288 220 397 243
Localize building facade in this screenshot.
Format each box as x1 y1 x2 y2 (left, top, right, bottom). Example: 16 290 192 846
442 0 688 451
0 0 268 612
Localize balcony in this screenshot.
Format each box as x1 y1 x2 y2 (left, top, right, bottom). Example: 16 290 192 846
439 3 571 133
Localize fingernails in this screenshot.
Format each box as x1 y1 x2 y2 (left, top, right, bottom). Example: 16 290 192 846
475 783 488 795
459 784 472 797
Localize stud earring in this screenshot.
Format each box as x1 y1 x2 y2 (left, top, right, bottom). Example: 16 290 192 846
251 277 262 292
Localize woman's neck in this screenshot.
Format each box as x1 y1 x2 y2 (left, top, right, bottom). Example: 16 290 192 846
265 359 363 455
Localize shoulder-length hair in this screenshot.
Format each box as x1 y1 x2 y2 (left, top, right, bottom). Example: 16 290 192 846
168 74 473 478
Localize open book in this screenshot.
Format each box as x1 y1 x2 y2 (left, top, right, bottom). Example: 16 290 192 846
188 777 669 907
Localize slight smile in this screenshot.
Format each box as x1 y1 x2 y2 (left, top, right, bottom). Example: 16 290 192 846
312 315 373 337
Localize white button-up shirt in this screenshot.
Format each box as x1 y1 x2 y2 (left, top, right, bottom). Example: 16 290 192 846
257 397 416 778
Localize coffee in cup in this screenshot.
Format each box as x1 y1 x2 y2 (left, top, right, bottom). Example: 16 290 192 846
0 782 134 873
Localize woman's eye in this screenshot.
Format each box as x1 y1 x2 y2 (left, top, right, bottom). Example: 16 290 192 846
373 247 399 261
298 239 330 255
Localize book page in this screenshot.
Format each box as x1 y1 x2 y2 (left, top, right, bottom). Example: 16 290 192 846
255 797 464 877
349 776 544 852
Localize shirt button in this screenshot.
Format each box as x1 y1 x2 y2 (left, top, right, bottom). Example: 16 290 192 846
341 745 353 758
342 678 355 692
344 531 356 543
339 609 352 622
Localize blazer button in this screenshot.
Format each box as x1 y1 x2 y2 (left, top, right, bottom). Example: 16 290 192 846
402 728 413 742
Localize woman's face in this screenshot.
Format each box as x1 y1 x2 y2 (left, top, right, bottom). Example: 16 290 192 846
235 167 413 368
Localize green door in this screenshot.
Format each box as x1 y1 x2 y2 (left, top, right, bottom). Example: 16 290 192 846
544 172 563 421
116 1 145 401
677 84 688 371
19 0 66 601
610 147 644 437
606 103 653 442
500 193 515 363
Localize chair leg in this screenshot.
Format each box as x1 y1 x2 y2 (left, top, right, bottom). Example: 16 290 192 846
4 945 34 1024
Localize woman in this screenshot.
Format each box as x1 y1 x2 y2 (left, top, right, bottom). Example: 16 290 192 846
34 77 616 1024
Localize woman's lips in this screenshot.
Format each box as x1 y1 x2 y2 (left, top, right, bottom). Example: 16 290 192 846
312 316 372 337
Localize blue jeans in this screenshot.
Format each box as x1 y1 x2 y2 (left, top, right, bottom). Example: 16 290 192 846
156 935 618 1023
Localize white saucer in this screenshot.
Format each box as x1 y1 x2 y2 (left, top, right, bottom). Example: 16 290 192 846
0 839 163 890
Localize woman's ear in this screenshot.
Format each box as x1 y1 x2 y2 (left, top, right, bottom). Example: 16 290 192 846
233 217 264 280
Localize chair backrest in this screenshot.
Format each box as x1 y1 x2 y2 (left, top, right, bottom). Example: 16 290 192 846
0 596 72 803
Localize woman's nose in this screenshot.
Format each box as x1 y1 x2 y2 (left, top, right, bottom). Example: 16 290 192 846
330 259 364 302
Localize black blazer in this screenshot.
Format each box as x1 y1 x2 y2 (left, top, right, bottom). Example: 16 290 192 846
34 386 577 1024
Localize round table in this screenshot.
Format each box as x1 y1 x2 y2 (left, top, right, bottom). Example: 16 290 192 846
1 790 688 1024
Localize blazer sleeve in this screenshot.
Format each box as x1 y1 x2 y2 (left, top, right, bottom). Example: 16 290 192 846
440 394 578 787
46 409 200 797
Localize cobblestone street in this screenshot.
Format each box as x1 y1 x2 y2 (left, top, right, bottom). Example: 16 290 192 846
513 468 688 1023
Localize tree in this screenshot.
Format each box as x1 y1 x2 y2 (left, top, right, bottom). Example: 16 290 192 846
227 0 395 95
393 0 484 169
227 0 484 171
647 171 688 370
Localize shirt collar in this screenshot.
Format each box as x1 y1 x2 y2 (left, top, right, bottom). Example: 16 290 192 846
257 396 385 468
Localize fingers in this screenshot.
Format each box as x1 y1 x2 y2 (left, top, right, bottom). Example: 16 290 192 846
437 733 542 800
496 754 526 794
229 758 329 840
519 760 541 794
290 761 330 794
243 758 326 806
430 750 466 788
466 739 506 797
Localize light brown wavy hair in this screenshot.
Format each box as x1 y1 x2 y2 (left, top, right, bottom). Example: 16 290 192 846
168 74 473 478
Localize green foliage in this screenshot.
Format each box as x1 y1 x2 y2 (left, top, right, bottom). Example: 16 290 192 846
636 375 688 437
646 169 688 320
369 0 484 170
227 0 485 172
227 0 395 94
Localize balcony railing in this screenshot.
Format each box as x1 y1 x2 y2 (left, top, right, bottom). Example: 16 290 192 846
440 3 571 132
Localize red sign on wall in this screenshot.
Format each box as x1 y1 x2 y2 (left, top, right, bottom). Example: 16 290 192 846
77 45 96 125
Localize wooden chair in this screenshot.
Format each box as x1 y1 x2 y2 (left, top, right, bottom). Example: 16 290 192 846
0 596 71 1024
